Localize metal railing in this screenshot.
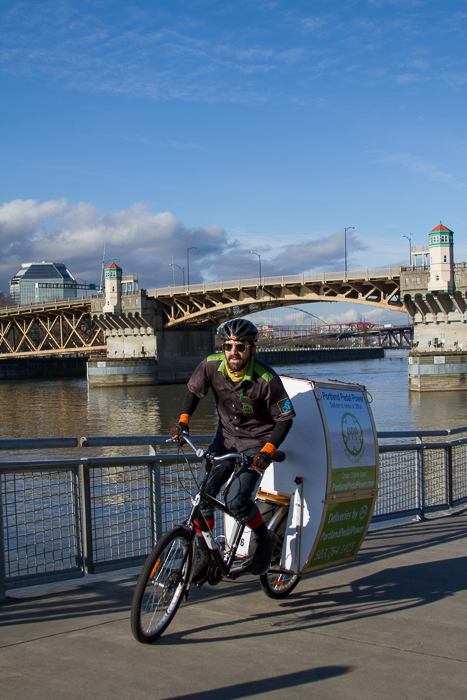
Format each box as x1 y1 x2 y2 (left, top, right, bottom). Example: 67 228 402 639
147 268 400 297
1 428 467 599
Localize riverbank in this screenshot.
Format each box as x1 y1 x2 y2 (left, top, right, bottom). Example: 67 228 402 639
0 347 383 382
256 346 383 365
0 355 87 380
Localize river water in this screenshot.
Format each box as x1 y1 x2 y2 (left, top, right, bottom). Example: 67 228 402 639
1 350 467 449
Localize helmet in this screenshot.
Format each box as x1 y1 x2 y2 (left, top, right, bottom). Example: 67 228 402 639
218 318 259 344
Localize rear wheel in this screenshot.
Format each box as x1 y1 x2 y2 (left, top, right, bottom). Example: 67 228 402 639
259 514 301 599
131 527 194 643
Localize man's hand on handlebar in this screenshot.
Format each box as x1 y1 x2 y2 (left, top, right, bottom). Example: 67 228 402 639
251 446 286 471
171 421 189 440
251 451 273 471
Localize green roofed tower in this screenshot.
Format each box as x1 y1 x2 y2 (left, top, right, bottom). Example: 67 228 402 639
428 222 454 293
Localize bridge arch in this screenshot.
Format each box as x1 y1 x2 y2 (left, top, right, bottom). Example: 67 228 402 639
152 268 404 327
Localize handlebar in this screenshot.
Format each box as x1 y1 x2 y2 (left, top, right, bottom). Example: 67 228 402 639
167 434 286 463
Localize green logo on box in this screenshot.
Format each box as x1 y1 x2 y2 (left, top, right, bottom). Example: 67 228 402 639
341 412 364 463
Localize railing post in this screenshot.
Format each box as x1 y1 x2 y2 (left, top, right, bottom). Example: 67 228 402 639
0 475 7 602
149 446 162 547
446 444 453 509
419 445 426 520
73 467 84 573
79 462 94 574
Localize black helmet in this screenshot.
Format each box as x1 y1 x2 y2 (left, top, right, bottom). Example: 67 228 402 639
218 318 259 344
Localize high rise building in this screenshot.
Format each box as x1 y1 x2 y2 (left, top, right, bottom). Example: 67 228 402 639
10 262 77 305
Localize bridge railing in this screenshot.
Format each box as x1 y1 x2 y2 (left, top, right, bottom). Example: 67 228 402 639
148 268 400 296
1 426 466 599
0 294 104 316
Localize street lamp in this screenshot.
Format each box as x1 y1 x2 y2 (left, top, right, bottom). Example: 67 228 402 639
403 234 412 268
187 247 197 288
251 251 262 286
344 227 354 275
169 263 185 287
74 277 88 297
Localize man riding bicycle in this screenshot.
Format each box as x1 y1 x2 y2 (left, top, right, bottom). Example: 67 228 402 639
172 318 295 586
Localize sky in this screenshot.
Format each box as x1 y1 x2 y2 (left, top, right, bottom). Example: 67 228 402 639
1 0 466 326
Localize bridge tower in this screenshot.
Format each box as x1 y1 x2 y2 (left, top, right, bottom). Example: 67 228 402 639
402 222 467 391
427 223 454 293
103 262 122 314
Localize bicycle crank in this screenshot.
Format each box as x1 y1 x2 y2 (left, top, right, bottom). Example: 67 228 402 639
207 561 223 586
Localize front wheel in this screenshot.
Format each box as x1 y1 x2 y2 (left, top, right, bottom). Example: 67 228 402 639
131 527 194 643
259 514 301 599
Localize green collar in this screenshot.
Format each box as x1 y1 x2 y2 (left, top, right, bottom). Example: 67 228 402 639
218 355 255 383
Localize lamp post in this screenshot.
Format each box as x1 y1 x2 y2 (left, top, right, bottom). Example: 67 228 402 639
344 227 354 275
403 234 412 268
74 277 87 297
187 247 197 288
169 263 185 287
251 251 262 286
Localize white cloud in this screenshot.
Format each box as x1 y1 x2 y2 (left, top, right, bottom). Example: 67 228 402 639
374 152 466 187
0 198 366 293
247 303 410 328
2 1 466 104
0 198 230 291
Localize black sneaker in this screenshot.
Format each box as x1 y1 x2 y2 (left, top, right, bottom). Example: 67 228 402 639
191 552 212 587
250 530 278 575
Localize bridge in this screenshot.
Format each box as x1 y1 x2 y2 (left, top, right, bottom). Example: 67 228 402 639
148 267 402 326
259 322 414 347
0 267 403 358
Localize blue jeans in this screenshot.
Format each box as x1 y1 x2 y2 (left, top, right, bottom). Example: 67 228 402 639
198 437 263 523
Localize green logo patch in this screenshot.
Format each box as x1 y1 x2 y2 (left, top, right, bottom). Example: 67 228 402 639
277 397 293 415
242 402 254 414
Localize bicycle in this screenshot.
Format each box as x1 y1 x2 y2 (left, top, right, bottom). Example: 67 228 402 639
130 435 301 643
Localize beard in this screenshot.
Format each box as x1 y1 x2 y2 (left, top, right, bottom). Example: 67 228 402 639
226 350 252 373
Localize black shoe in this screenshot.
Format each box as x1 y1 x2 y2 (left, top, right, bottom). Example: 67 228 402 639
191 552 212 587
250 530 278 575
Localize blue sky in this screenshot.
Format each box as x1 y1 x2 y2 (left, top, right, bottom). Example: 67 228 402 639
1 0 466 325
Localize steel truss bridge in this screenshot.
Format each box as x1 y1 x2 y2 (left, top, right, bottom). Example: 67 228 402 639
150 267 402 326
0 267 403 358
0 298 106 358
259 322 414 347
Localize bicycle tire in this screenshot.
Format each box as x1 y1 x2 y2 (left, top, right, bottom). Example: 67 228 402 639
259 514 301 599
131 527 194 643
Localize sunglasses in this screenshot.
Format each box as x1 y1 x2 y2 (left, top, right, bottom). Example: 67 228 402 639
223 342 251 353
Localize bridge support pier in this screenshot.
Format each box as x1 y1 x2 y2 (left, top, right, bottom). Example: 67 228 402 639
87 327 215 386
89 289 216 385
402 266 467 391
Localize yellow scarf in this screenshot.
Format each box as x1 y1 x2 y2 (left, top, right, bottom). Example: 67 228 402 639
225 359 250 383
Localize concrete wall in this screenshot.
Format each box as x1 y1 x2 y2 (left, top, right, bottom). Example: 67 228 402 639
87 358 158 386
402 266 467 351
256 347 384 365
407 352 467 391
89 327 216 385
0 356 86 380
155 328 216 383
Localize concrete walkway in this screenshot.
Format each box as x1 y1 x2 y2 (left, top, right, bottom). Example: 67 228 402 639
1 513 466 700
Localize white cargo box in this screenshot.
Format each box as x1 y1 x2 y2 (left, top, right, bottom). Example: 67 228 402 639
226 376 379 576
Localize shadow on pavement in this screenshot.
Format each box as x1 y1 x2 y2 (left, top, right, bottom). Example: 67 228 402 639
158 666 352 700
155 554 467 645
359 512 467 565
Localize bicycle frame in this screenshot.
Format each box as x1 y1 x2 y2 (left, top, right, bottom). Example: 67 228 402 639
178 436 286 581
130 437 299 644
